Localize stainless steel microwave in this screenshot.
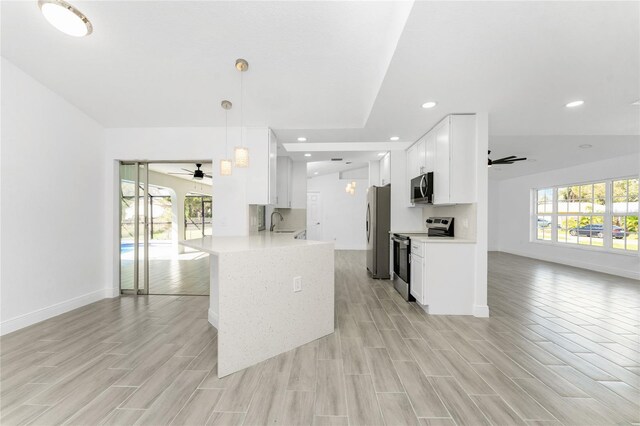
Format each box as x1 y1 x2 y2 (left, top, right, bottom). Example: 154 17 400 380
410 172 433 204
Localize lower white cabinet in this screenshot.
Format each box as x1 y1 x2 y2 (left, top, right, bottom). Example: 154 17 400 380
409 251 424 302
409 241 475 315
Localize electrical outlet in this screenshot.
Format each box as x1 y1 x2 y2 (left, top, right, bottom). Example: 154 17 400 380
293 276 302 292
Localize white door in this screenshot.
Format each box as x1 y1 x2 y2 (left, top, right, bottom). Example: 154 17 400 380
307 192 322 241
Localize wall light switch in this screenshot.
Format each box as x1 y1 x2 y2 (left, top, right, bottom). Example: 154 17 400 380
293 276 302 292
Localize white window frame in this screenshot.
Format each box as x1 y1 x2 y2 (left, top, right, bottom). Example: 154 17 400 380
531 176 639 256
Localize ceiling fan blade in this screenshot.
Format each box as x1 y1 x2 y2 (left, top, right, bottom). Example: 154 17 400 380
181 168 195 174
493 157 527 165
168 172 193 175
493 155 517 162
204 174 213 178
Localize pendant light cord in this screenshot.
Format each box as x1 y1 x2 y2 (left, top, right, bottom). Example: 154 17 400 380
240 70 244 148
225 108 228 157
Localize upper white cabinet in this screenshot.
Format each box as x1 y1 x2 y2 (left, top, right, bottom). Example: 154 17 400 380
246 127 278 205
380 153 391 186
406 144 418 181
405 114 477 205
269 130 277 205
276 156 293 208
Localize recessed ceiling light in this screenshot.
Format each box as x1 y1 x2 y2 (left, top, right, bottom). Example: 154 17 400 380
565 100 584 108
633 99 640 106
579 144 593 149
304 153 311 157
38 0 93 37
421 101 437 109
378 152 386 156
314 172 318 175
297 137 307 142
389 136 400 141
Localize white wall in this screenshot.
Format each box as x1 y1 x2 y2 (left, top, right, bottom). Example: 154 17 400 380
307 172 368 250
488 179 501 250
492 155 640 279
290 161 307 209
1 58 107 334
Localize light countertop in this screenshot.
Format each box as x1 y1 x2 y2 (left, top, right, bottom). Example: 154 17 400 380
390 231 475 244
410 236 476 244
180 233 328 255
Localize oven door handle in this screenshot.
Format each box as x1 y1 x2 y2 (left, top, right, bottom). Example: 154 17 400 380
392 237 410 245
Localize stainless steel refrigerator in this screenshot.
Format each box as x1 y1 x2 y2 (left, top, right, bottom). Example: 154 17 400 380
366 184 391 279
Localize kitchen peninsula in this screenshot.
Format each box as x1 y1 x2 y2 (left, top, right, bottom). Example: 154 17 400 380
181 234 334 377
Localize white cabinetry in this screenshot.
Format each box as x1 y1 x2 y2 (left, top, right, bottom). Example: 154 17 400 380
276 156 293 208
410 241 475 315
432 115 477 205
409 242 424 302
246 128 278 205
380 153 391 186
406 144 418 181
404 114 476 206
269 130 277 205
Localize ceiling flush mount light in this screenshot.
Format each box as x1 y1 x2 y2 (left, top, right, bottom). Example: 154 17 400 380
234 59 250 168
579 143 593 149
632 99 640 106
38 0 92 37
314 172 318 175
389 136 400 141
565 100 584 108
304 153 312 157
220 100 233 176
421 101 437 109
297 137 307 142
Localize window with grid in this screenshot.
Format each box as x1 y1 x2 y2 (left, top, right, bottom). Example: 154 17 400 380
612 178 639 251
533 177 639 253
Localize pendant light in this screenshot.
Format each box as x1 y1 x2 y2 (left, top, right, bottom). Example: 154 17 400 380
220 100 233 176
234 59 250 168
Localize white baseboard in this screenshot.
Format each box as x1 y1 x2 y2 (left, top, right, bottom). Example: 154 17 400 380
473 305 490 317
0 288 113 336
498 249 640 281
208 309 219 329
104 286 120 298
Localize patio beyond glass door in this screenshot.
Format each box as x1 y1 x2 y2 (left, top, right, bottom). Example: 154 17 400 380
119 162 149 294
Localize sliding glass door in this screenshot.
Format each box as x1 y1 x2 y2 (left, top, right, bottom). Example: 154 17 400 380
119 162 149 294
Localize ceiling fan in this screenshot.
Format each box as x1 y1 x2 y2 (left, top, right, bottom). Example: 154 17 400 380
168 163 212 180
488 150 527 167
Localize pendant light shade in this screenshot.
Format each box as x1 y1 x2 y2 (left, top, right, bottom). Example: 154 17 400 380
235 58 249 168
220 159 233 176
234 147 249 168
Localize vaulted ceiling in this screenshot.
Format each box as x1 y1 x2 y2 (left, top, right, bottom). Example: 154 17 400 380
2 1 638 179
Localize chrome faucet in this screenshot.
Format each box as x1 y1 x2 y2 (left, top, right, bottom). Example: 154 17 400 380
270 211 284 231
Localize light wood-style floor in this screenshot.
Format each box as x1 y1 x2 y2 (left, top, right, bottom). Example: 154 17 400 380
1 251 638 425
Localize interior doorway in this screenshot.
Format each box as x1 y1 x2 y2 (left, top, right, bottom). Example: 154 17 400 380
119 161 212 296
307 192 322 240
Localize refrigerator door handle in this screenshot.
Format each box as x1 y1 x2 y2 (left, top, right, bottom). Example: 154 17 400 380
366 204 371 243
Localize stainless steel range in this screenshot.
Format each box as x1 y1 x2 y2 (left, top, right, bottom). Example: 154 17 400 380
391 217 454 301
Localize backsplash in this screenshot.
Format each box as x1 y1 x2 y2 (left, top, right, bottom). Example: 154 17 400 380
421 203 477 240
273 208 307 230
